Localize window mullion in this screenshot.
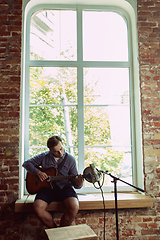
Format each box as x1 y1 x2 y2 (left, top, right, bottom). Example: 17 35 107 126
77 7 84 173
24 11 31 162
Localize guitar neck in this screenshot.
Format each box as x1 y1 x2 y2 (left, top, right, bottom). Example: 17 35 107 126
49 175 76 181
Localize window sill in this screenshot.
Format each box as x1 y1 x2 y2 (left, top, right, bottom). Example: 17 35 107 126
15 192 153 212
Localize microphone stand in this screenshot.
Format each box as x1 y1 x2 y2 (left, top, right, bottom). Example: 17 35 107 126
102 170 145 240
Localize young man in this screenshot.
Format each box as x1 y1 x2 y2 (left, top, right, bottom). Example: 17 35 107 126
22 135 84 228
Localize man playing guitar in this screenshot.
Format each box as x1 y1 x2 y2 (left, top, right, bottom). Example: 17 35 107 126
22 135 84 228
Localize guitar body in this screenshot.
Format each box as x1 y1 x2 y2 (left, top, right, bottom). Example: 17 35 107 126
25 165 96 194
26 167 57 194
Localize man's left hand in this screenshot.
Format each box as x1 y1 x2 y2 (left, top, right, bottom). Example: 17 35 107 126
75 174 84 188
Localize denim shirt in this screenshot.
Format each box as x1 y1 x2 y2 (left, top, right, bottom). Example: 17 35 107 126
22 150 80 189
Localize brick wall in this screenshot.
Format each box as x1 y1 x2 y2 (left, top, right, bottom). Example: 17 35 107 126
0 0 160 239
0 0 21 211
138 0 160 201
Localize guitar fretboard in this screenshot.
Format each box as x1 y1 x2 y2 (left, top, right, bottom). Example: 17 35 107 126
49 175 76 181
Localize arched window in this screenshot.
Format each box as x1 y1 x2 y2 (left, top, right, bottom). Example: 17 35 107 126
20 0 143 195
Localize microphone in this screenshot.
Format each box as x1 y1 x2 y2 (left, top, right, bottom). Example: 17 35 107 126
82 164 103 184
90 163 101 184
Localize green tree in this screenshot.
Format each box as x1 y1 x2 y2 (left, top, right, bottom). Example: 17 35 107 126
29 65 123 180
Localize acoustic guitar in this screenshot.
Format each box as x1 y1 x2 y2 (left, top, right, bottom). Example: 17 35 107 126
26 166 95 194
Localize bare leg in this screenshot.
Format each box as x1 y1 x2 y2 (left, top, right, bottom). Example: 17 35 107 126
33 199 57 228
60 197 79 227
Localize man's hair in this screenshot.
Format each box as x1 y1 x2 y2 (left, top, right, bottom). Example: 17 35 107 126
47 135 62 150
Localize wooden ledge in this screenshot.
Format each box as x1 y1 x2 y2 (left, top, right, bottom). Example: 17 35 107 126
15 192 153 213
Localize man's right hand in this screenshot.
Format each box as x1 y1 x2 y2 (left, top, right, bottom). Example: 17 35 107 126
37 171 48 182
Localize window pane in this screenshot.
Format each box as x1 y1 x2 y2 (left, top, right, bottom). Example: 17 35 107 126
29 147 47 158
29 67 78 149
84 106 111 146
29 105 77 146
84 146 132 187
83 11 128 61
84 68 129 105
83 67 132 186
108 105 131 147
66 146 78 168
30 10 77 60
84 106 131 147
30 67 77 105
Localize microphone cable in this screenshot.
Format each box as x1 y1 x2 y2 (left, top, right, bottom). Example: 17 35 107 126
93 172 106 240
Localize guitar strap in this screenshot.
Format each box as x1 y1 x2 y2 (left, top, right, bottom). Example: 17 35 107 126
58 152 68 173
51 152 68 188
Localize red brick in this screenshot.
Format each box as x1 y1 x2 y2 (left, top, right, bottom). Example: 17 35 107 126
143 217 153 222
0 184 7 190
138 223 148 228
148 223 158 228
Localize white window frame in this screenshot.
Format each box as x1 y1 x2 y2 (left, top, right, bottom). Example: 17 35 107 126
20 0 143 198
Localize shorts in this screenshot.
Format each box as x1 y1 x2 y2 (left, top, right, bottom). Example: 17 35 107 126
35 184 78 205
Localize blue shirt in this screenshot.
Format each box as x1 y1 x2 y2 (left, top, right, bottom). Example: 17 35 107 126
22 150 80 189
